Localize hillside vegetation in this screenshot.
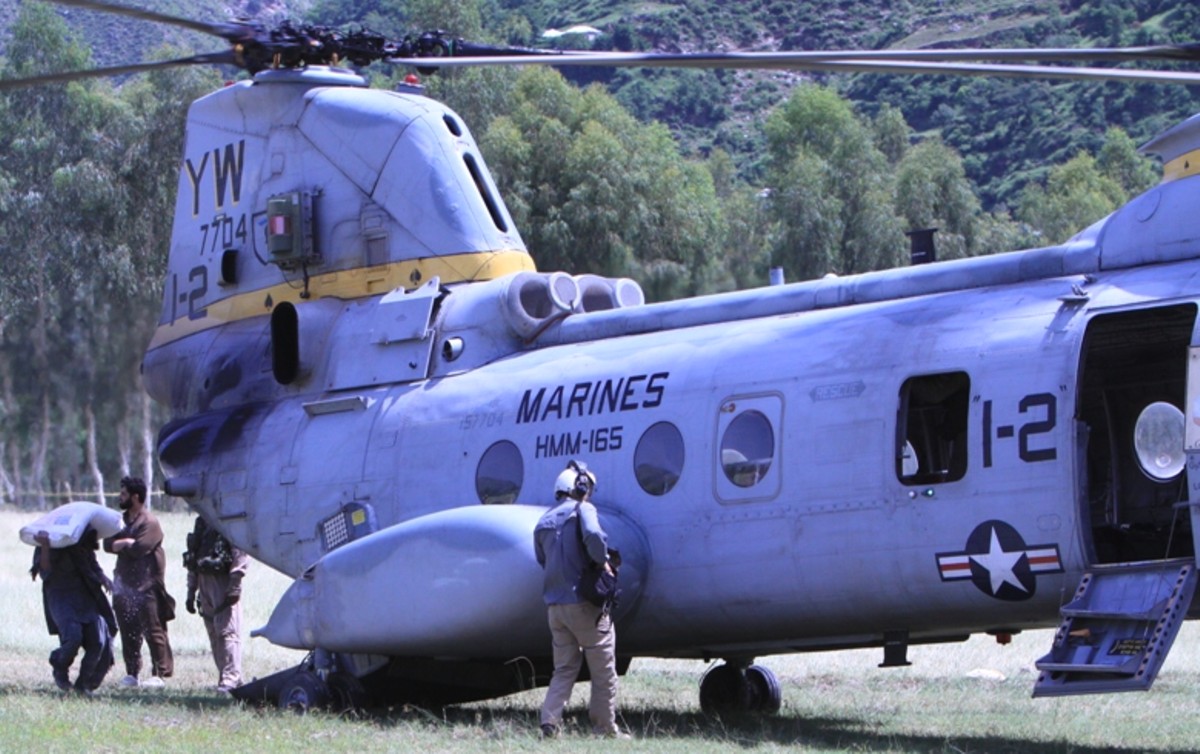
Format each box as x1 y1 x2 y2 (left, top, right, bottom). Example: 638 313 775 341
507 0 1200 205
9 0 1198 206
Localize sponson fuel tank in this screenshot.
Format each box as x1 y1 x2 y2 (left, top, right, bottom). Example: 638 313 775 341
255 505 648 657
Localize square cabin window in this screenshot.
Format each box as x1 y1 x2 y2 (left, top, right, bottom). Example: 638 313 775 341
897 371 969 485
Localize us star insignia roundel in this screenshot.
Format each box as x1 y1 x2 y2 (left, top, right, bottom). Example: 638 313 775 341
935 520 1063 601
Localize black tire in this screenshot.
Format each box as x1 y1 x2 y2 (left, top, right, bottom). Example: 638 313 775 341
277 670 329 714
327 671 368 714
745 664 782 714
699 664 750 716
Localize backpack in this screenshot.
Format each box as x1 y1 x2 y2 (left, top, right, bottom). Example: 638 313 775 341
183 519 234 574
574 503 621 611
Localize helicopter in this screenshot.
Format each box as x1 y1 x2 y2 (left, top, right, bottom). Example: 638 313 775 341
11 0 1200 714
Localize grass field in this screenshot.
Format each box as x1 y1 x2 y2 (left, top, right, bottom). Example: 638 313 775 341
3 507 1200 753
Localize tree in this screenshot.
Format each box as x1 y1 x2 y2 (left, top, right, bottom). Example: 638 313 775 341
894 137 983 261
873 103 910 165
715 185 773 289
1018 152 1127 244
307 0 409 39
480 67 726 300
0 4 217 505
1096 127 1157 197
763 84 905 279
0 1 116 505
376 0 518 129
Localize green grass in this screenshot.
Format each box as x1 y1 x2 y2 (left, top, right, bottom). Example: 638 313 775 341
3 508 1200 752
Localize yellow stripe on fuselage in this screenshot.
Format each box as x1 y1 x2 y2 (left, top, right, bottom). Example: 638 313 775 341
1162 149 1200 183
148 249 536 350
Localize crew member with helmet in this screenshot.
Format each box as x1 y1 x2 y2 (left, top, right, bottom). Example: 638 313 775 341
184 516 250 693
533 459 629 739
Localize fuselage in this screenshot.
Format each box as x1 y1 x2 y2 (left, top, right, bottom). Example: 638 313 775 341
146 68 1200 663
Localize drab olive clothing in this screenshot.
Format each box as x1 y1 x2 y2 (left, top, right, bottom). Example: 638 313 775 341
104 508 175 679
187 524 250 689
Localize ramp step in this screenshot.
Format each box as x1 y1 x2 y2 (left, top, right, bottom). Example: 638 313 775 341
1059 594 1168 621
1034 658 1141 676
1032 561 1197 698
1059 608 1161 620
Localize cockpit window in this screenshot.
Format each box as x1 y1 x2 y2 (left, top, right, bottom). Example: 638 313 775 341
897 371 969 484
463 153 508 232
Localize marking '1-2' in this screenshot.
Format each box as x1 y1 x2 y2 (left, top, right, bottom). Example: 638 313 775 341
982 393 1056 468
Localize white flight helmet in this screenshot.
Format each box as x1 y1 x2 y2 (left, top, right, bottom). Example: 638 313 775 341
554 460 596 500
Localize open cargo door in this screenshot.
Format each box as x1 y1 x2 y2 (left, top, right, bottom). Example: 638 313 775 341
1034 306 1200 697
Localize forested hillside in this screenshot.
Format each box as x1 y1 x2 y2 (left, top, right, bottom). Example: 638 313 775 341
6 0 1198 203
0 0 1192 503
507 0 1200 206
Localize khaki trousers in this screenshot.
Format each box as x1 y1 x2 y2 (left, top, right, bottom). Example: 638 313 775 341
198 574 242 688
540 601 618 735
202 604 241 688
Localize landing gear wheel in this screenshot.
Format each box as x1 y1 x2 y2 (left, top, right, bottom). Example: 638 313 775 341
327 671 368 714
277 670 329 714
699 663 751 716
745 664 781 713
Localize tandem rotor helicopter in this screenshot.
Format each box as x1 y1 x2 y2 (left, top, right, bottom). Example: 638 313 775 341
11 0 1200 714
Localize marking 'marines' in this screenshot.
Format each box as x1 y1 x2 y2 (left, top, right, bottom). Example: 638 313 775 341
518 373 669 424
184 140 246 217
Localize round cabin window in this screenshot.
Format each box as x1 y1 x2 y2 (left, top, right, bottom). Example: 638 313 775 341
476 440 523 504
720 410 774 488
634 421 685 495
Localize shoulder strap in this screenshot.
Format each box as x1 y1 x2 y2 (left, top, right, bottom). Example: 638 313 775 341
574 502 599 565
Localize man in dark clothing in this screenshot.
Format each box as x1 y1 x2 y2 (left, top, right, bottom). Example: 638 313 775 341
30 527 117 694
103 476 175 687
533 460 627 739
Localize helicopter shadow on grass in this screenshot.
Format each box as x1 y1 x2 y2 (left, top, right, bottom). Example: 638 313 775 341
5 681 1187 753
4 683 1185 752
377 704 1187 753
0 681 242 713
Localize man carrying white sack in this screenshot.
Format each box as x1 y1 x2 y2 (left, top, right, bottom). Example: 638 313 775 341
30 526 118 694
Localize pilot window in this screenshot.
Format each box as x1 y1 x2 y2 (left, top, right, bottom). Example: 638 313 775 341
897 371 969 485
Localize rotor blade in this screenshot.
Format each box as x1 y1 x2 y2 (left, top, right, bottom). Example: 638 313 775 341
51 0 256 42
0 51 238 91
390 51 1200 86
839 43 1200 64
398 44 1200 67
448 40 565 58
803 58 1200 86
